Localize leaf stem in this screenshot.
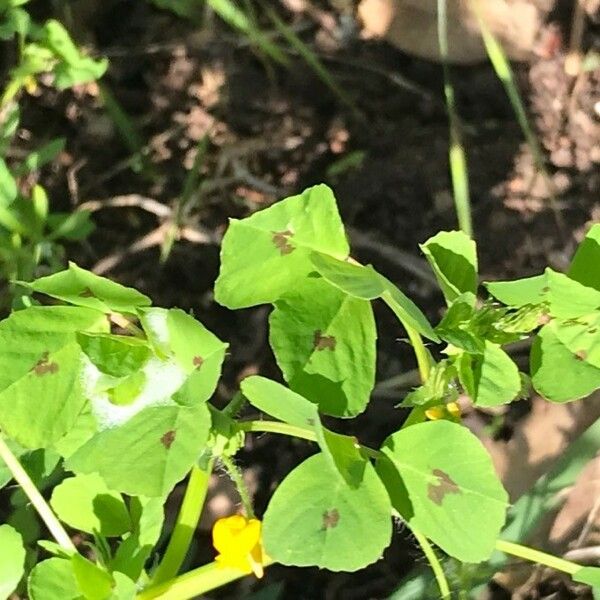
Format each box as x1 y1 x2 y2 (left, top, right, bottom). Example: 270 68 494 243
238 419 317 442
495 539 581 576
0 436 76 553
137 558 275 600
151 460 214 585
238 420 383 459
412 528 451 599
221 455 255 519
405 326 431 384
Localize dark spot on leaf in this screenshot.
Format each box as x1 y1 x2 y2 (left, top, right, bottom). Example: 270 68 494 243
589 328 597 334
160 430 176 449
538 313 551 326
306 417 315 426
272 230 295 255
31 351 59 376
575 350 588 361
427 469 461 505
313 330 336 351
193 355 204 369
79 287 95 298
322 509 340 530
541 286 550 294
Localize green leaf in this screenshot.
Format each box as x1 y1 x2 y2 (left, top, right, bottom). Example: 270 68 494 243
262 453 392 571
379 420 508 562
0 342 88 448
486 268 600 319
14 137 65 176
531 322 600 402
309 253 385 299
309 252 438 341
573 566 600 588
241 376 367 486
66 402 211 496
569 224 600 291
78 333 151 377
420 231 478 304
111 496 164 581
28 558 82 600
472 341 521 407
41 20 108 88
553 312 600 369
0 524 25 599
269 276 376 416
71 555 114 600
50 473 131 537
215 184 349 308
0 158 17 206
27 263 151 313
46 210 95 241
139 308 228 405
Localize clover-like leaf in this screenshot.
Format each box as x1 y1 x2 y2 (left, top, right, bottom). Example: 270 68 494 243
486 269 600 319
269 276 376 417
241 376 366 486
26 263 151 313
310 252 438 341
0 524 26 600
568 223 600 291
262 453 392 571
378 420 508 563
531 322 600 402
50 473 131 537
215 184 349 308
66 402 211 497
472 341 521 407
420 231 478 304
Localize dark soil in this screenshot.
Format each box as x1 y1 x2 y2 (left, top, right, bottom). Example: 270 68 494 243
2 0 599 598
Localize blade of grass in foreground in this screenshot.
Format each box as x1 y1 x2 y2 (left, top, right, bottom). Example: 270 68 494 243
437 0 473 238
263 4 361 119
207 0 289 66
468 0 565 237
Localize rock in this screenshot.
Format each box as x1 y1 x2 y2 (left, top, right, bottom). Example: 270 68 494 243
358 0 554 64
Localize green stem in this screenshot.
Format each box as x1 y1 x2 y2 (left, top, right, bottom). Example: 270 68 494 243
238 420 383 460
239 420 317 442
0 436 76 552
437 0 473 237
412 528 451 599
495 540 580 576
405 326 431 384
151 460 214 585
137 558 275 600
221 455 255 519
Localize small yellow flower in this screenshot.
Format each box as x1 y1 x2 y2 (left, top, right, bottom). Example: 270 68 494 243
212 515 267 578
425 401 461 422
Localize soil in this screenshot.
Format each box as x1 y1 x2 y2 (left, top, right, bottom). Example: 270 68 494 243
2 0 600 598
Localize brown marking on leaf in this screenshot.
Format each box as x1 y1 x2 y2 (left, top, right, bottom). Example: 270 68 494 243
427 469 461 506
306 417 315 426
575 350 588 361
31 351 59 376
160 430 176 449
322 509 340 530
589 328 597 334
272 230 295 255
313 330 336 351
538 312 551 326
541 286 551 294
79 287 95 298
193 355 204 369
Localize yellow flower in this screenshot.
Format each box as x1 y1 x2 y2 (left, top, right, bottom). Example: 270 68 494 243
425 401 461 422
212 515 267 578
